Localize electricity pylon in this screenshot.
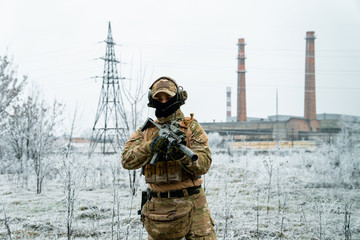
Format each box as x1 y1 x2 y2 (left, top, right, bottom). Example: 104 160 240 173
89 22 128 155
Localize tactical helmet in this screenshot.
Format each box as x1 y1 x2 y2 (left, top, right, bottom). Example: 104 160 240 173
148 76 187 108
148 76 188 118
151 78 177 98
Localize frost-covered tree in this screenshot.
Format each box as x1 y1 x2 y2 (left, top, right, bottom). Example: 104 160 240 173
119 62 149 134
335 120 360 187
6 86 64 193
27 90 64 194
0 55 26 162
60 155 87 240
6 104 29 186
0 55 26 130
7 105 26 163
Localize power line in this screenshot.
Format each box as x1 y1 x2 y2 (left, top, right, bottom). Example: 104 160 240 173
121 41 360 52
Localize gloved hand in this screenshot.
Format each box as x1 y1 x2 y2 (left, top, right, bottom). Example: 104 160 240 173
150 136 168 154
167 144 185 160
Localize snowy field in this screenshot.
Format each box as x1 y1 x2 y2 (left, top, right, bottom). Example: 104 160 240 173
1 138 359 239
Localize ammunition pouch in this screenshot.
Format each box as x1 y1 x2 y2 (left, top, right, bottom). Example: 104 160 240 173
144 159 193 184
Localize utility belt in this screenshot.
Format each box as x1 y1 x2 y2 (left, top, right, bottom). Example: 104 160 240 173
138 185 201 218
150 185 201 198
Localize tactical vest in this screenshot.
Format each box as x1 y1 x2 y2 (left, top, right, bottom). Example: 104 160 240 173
142 115 198 184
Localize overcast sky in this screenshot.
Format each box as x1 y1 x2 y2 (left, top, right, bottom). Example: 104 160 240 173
1 0 360 131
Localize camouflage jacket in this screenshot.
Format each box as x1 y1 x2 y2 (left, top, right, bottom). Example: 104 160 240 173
121 109 212 191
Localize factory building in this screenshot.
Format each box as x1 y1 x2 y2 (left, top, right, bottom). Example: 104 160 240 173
202 113 360 142
201 32 360 144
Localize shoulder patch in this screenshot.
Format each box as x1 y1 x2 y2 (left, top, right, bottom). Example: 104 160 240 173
189 120 199 133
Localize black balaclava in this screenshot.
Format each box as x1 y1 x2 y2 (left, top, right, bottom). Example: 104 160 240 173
152 93 182 118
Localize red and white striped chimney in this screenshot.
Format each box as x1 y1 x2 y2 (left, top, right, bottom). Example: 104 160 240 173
226 87 231 122
237 38 247 122
304 31 316 120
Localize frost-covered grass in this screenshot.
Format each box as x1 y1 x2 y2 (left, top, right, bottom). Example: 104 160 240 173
1 143 360 239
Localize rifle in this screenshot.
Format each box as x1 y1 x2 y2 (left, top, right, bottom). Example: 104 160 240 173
141 118 198 166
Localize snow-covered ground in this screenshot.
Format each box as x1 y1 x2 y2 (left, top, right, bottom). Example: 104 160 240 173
1 141 359 239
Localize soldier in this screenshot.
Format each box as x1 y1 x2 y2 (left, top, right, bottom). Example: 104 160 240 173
121 76 216 240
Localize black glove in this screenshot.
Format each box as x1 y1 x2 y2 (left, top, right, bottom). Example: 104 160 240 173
167 144 185 160
150 136 168 154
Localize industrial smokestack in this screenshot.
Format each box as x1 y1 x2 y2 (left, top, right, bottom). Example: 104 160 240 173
304 31 316 120
226 87 231 122
237 38 247 122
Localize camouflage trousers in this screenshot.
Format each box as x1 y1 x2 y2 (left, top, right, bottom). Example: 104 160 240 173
144 187 216 240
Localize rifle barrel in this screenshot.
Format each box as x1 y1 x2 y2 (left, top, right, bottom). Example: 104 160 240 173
179 145 198 161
